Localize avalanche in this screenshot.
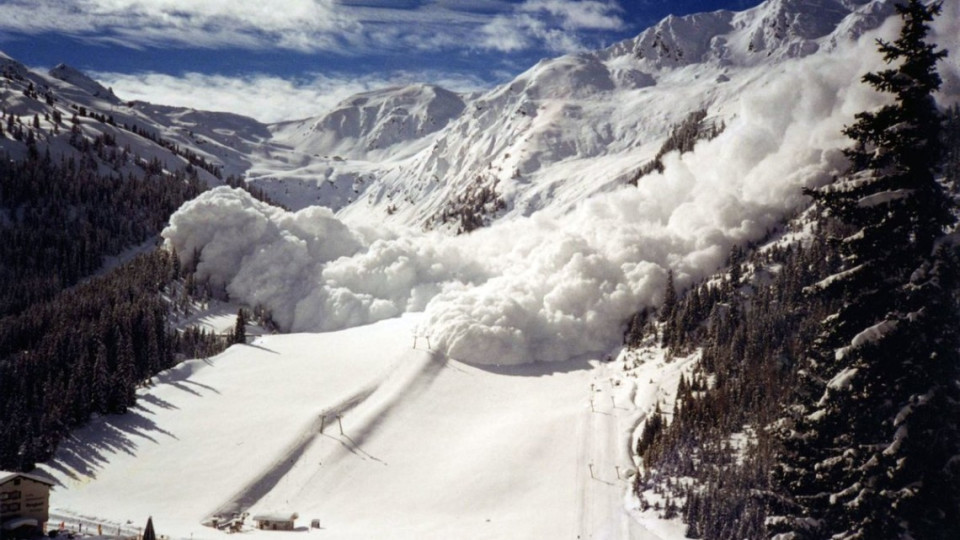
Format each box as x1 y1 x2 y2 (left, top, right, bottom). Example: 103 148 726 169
161 14 935 365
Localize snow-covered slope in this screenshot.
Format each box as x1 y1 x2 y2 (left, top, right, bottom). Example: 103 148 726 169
38 315 689 540
248 84 466 212
48 63 121 104
273 84 465 160
0 56 269 182
602 0 886 68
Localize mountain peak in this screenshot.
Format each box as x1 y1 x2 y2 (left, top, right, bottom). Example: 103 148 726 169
49 63 120 103
602 0 886 68
275 83 466 160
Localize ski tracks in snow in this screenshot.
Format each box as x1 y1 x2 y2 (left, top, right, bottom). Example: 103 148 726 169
577 356 696 540
577 369 634 539
205 348 440 523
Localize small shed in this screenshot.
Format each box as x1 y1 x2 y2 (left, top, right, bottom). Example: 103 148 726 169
252 512 298 531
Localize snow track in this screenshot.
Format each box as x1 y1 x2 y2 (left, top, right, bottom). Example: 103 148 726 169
577 368 653 540
245 355 596 538
205 379 381 521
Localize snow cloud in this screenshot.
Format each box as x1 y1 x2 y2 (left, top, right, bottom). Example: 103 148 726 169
161 18 959 366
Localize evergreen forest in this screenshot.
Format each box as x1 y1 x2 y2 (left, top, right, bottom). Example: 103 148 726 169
627 2 960 538
0 138 235 471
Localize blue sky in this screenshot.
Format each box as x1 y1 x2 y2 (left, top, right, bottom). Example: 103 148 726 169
0 1 763 122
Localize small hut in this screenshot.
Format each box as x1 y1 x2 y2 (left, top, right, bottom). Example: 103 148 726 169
252 512 298 531
0 471 54 535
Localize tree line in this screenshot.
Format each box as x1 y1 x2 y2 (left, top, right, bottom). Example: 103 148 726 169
0 112 269 472
0 151 206 317
0 249 229 471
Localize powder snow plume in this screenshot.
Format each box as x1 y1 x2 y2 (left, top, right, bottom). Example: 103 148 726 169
162 18 959 365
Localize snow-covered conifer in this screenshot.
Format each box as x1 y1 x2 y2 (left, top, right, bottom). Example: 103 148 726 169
769 3 960 538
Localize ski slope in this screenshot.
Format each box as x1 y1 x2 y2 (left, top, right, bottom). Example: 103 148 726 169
37 314 686 539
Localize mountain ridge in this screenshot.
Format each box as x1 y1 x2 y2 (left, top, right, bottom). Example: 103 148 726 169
0 0 910 233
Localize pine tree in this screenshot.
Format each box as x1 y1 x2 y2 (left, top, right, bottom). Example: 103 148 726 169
661 269 677 322
770 2 960 538
660 269 678 348
233 308 247 345
143 517 156 540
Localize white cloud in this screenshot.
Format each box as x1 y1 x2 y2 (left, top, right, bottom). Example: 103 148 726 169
0 0 358 51
93 70 490 123
481 0 626 53
0 0 627 55
520 0 626 31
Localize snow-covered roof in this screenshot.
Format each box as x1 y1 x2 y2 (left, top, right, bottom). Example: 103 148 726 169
0 470 55 486
252 513 298 522
2 518 39 530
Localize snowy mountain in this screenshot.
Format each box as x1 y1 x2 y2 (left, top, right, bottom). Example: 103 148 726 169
156 0 960 368
274 84 466 160
0 54 267 182
48 63 121 104
603 0 889 68
241 0 905 229
0 0 918 229
5 0 958 365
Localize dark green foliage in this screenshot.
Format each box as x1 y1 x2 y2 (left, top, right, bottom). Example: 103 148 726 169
0 144 230 472
945 105 960 185
771 3 960 538
623 308 651 348
631 109 725 185
431 175 507 234
143 517 156 540
225 174 280 207
233 308 248 345
630 235 840 539
0 250 228 471
0 152 205 317
627 5 960 538
660 270 678 324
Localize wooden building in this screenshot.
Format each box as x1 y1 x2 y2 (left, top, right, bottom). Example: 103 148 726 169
0 471 53 535
252 512 298 531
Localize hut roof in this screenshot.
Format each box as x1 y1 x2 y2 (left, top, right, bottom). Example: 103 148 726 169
252 512 298 522
0 470 55 486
